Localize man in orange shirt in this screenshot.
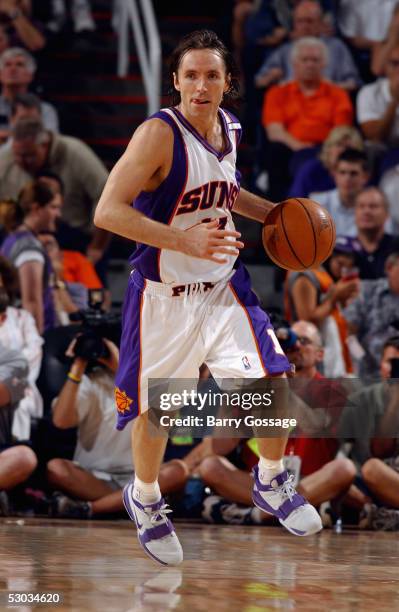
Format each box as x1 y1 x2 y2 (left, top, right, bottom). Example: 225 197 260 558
261 36 353 200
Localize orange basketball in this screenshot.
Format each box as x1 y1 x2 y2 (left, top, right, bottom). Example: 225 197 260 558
262 198 336 271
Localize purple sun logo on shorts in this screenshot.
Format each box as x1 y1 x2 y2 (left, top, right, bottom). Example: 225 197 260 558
242 355 251 370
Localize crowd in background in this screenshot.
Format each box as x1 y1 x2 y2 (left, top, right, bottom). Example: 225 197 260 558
0 0 399 532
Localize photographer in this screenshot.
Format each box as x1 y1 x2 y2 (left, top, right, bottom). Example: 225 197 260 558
46 334 133 519
0 342 35 516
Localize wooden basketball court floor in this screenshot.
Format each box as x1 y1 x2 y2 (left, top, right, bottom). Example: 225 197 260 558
1 518 398 611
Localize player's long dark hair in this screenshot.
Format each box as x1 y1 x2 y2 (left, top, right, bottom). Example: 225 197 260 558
168 29 240 106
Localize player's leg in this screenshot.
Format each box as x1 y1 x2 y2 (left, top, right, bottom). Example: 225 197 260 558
116 274 204 565
253 376 323 536
122 415 184 566
205 268 322 535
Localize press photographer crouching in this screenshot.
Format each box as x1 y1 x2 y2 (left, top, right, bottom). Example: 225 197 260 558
46 327 133 519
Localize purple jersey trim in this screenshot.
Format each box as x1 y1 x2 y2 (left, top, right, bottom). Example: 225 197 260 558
129 110 188 282
115 276 144 429
223 109 243 147
229 262 292 376
171 107 233 162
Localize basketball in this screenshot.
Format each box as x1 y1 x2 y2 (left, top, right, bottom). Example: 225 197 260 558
262 198 336 271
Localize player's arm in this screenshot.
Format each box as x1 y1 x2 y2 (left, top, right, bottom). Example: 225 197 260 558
94 119 243 263
233 188 275 223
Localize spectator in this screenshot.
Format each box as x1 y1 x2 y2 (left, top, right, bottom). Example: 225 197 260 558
0 179 62 333
0 1 45 51
37 170 92 255
200 321 354 526
0 48 58 141
262 36 353 199
47 337 212 519
255 0 361 91
339 335 399 529
0 118 109 263
285 237 360 375
357 44 399 148
310 148 370 236
232 0 286 62
337 0 398 52
352 187 399 279
289 125 364 197
371 3 399 75
0 342 35 517
47 0 96 34
0 254 43 440
380 161 399 230
343 252 399 378
37 231 88 322
38 231 102 290
0 92 41 152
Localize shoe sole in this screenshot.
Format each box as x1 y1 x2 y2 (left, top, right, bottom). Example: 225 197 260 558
253 498 323 536
123 485 172 566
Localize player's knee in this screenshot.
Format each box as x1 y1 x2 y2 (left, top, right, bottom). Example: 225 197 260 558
46 458 71 486
331 457 356 485
361 458 384 485
198 456 225 486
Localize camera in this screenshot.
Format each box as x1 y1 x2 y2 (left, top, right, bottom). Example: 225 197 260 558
69 289 121 361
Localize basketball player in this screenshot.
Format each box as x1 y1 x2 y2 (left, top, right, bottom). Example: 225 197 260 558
94 30 322 566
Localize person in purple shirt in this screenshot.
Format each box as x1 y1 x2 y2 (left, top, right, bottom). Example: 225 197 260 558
1 178 61 333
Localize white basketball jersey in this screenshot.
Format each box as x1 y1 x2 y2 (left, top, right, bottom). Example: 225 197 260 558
130 107 242 284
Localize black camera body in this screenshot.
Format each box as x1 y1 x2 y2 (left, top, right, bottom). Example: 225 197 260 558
69 290 121 361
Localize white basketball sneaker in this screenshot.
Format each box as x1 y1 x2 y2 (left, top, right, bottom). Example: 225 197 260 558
252 466 322 536
123 482 183 566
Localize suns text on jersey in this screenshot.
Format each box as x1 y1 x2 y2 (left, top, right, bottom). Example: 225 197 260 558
176 180 239 216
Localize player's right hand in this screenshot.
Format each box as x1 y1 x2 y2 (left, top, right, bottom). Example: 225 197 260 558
181 219 244 263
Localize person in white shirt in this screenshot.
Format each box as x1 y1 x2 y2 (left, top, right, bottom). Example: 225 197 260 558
357 44 399 146
0 255 43 440
338 0 398 50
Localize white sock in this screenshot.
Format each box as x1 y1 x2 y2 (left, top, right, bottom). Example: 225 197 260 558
133 476 161 504
258 457 284 484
